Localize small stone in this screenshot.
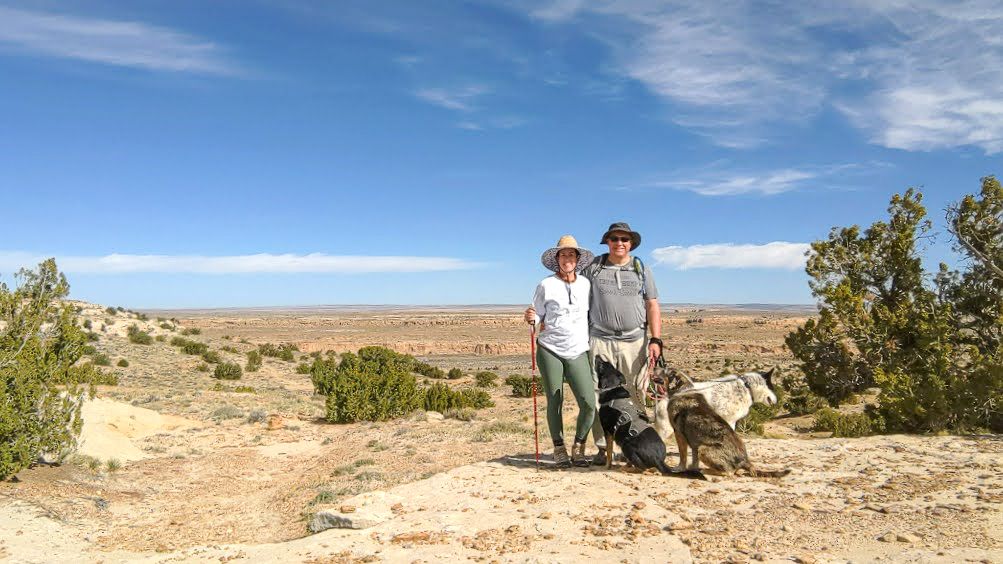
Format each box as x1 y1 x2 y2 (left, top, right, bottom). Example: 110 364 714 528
793 501 811 511
896 533 920 543
425 411 444 422
539 512 552 519
667 520 693 531
632 501 646 510
878 532 896 543
340 505 356 513
752 553 767 561
794 555 816 564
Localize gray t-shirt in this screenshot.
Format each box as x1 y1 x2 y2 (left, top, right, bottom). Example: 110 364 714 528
581 255 658 340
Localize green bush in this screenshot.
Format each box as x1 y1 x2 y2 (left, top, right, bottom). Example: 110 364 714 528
1 259 87 480
105 306 117 315
117 359 129 368
201 350 222 364
474 371 498 388
787 179 1003 433
181 328 201 336
316 346 430 423
181 341 209 356
220 345 238 354
245 350 262 372
126 325 153 345
414 362 446 379
85 331 100 342
812 408 883 437
783 377 829 416
82 319 92 330
159 322 174 330
420 383 494 413
92 353 112 366
447 368 464 380
505 374 537 398
295 362 311 374
213 362 243 380
195 362 210 372
170 336 188 347
259 342 297 362
59 362 119 386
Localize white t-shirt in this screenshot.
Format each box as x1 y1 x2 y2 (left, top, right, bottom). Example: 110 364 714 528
532 274 591 359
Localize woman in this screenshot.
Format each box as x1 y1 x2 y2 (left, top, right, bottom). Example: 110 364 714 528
529 235 596 468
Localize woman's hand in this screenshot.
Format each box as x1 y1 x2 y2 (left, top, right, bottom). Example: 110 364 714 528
524 306 536 324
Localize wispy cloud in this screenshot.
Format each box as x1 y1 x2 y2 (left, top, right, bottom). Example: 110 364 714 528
0 252 482 274
651 242 810 270
524 1 1003 153
0 6 239 75
624 163 871 196
414 85 489 112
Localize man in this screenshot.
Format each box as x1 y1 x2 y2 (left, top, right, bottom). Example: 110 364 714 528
526 222 662 464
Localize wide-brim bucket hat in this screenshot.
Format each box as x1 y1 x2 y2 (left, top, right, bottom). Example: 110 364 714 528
541 235 595 273
600 221 641 250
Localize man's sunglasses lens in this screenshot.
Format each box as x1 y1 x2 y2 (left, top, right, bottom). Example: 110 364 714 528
608 236 631 243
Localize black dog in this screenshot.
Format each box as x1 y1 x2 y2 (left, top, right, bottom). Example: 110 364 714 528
596 355 705 480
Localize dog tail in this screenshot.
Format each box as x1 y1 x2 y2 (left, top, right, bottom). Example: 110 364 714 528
655 458 707 481
747 467 790 479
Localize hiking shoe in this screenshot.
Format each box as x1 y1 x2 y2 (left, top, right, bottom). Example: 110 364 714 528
552 444 571 468
571 442 590 467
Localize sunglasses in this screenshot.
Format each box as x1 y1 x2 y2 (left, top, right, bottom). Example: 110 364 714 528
607 236 632 243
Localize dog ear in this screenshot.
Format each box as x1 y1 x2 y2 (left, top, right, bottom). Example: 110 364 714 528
763 367 776 387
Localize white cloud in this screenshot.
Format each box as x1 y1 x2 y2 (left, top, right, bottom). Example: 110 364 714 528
414 85 489 112
0 6 239 75
523 0 1003 153
0 252 482 274
651 168 819 196
651 242 810 270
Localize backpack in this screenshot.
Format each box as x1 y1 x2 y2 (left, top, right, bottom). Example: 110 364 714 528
596 253 645 293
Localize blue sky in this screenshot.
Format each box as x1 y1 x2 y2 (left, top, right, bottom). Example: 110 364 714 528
1 1 999 308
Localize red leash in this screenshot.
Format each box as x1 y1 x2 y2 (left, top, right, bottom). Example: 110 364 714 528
530 326 540 470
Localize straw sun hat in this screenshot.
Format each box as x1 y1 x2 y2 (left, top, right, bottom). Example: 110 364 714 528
540 235 595 273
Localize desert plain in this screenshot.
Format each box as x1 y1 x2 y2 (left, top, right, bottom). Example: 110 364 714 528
1 304 1000 563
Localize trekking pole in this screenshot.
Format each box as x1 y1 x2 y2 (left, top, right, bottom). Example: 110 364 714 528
530 325 540 470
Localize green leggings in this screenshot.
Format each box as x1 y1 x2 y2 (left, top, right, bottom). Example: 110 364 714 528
536 344 597 446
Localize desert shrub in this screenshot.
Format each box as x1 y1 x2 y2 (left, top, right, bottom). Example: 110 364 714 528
1 259 88 480
317 347 424 423
59 362 119 386
474 371 498 388
155 335 166 342
82 345 97 355
736 400 782 436
295 362 311 374
505 374 537 398
210 405 244 421
213 362 242 380
812 408 883 437
246 409 267 424
135 312 149 322
126 325 153 345
159 322 174 330
85 331 100 342
195 362 210 372
234 385 256 394
220 345 238 353
82 319 92 330
259 342 297 362
201 350 222 364
181 328 201 336
444 407 477 421
447 368 464 380
92 353 112 366
782 377 829 416
245 350 262 372
105 306 117 315
117 358 129 368
181 341 209 356
786 179 1003 433
170 336 187 347
414 361 446 379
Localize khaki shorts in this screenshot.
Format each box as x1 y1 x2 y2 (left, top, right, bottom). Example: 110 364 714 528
588 335 648 449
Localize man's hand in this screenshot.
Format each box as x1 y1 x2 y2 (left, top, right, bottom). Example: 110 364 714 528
524 306 536 325
647 337 663 362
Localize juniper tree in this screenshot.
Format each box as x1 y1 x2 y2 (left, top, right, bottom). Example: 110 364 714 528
1 259 88 480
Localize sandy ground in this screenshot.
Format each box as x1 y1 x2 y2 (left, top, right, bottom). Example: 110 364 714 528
1 303 1000 563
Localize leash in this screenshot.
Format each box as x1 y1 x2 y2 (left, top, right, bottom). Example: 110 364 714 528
530 326 540 470
643 355 669 402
